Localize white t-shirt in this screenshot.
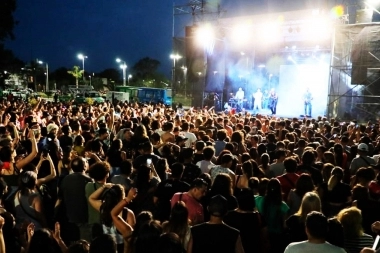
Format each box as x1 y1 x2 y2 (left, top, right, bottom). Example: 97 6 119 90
196 160 215 174
284 241 346 253
182 131 197 148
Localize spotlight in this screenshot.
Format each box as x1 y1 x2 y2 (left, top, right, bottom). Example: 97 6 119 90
196 24 215 46
232 24 252 44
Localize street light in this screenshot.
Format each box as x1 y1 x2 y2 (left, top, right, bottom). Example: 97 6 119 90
170 54 182 105
181 66 187 97
89 75 92 87
38 60 49 92
128 74 132 85
77 54 88 81
116 58 127 86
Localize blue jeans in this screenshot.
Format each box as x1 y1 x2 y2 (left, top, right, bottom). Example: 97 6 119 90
305 102 312 116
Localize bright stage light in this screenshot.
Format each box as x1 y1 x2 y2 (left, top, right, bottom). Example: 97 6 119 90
196 24 215 46
231 24 252 44
306 18 332 41
257 22 281 44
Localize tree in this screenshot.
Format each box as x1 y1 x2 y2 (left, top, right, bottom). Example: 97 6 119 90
67 66 83 88
132 57 160 80
0 0 18 42
98 68 121 84
50 67 74 90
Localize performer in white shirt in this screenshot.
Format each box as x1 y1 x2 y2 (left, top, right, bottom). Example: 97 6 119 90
253 88 263 110
235 87 245 110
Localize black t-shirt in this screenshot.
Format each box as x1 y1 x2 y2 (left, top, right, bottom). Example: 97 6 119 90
296 164 323 186
321 182 351 203
58 135 74 150
191 223 240 253
107 150 123 167
154 178 190 221
58 172 93 223
181 163 202 185
224 211 265 253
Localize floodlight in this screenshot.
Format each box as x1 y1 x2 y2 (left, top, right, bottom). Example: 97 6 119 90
196 24 215 46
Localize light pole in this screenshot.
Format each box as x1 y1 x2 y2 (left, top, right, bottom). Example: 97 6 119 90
38 60 49 92
77 54 88 81
89 75 92 87
116 58 127 86
170 54 182 105
128 74 132 85
181 66 187 97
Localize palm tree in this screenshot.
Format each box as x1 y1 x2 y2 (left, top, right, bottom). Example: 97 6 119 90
67 66 83 88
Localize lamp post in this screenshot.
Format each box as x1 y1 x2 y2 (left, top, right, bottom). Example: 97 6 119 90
116 58 127 86
89 75 92 87
181 66 187 97
170 54 182 106
128 74 132 85
38 60 49 92
77 54 88 81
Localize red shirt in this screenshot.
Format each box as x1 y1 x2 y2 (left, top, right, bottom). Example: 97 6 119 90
277 173 299 200
171 192 204 225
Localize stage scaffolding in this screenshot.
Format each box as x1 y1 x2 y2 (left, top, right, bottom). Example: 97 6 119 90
328 23 380 121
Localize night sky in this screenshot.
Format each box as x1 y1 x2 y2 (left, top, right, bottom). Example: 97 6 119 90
5 0 332 76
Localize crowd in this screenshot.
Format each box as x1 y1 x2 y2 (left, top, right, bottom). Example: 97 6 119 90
0 97 379 253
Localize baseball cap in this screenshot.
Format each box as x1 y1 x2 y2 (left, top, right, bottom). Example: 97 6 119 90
358 143 369 152
175 135 188 143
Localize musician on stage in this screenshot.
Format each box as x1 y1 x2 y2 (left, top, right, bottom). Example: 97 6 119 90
253 88 263 111
235 87 245 110
268 88 278 115
304 88 313 117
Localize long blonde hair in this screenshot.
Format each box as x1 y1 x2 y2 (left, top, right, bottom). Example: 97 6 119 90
296 192 321 222
337 207 364 239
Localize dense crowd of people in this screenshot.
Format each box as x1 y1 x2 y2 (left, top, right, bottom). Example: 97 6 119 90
0 97 379 253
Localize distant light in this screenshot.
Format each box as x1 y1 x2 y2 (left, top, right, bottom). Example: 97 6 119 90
116 58 121 63
292 45 297 50
258 64 266 68
128 74 132 78
38 60 43 64
288 56 292 60
170 54 182 60
78 54 87 60
240 52 245 56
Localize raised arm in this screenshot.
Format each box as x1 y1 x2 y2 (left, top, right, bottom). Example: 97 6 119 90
16 130 38 169
89 183 113 211
111 188 137 238
36 154 57 186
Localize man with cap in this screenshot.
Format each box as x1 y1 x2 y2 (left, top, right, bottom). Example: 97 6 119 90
175 135 188 148
187 194 245 253
350 143 376 175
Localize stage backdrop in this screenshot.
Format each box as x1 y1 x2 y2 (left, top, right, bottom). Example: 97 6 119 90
277 64 329 117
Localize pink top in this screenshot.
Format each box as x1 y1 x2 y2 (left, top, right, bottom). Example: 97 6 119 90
171 192 204 225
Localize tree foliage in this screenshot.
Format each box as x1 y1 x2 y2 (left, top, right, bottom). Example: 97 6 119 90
67 66 83 88
0 0 18 42
132 57 160 80
98 68 121 83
